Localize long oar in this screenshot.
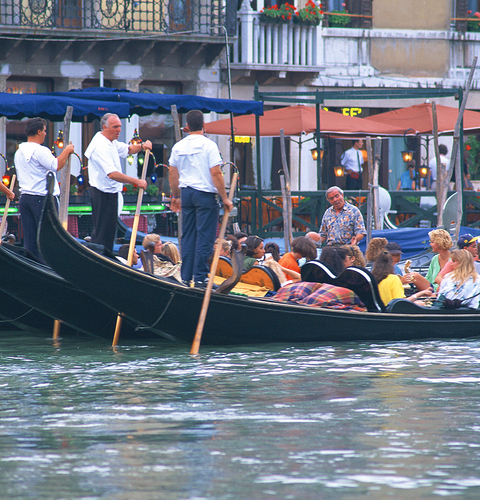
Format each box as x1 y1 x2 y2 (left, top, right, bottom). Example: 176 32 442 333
0 174 15 243
112 149 150 347
190 172 238 355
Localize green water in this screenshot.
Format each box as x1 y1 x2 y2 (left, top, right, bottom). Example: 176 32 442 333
1 332 480 499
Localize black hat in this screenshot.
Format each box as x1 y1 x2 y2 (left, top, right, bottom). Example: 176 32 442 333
385 242 403 255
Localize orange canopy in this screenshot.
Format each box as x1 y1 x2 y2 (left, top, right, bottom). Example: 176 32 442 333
204 105 407 137
365 103 480 136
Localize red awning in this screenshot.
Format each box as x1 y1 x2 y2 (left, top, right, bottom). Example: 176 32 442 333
205 105 407 137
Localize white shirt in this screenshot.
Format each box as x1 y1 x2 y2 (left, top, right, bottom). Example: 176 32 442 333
428 154 449 182
14 142 60 196
438 274 480 309
168 134 222 193
85 132 129 193
341 147 363 174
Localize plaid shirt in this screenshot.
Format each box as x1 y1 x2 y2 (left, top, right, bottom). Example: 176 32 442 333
320 201 366 245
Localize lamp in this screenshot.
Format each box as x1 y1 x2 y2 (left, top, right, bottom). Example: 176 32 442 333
0 154 11 187
334 164 345 177
310 148 324 161
361 149 368 163
55 130 64 149
127 155 134 165
150 173 157 183
401 128 415 164
401 150 415 163
418 164 429 178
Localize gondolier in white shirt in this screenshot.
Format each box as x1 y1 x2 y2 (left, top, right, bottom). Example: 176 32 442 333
15 117 74 258
84 113 151 252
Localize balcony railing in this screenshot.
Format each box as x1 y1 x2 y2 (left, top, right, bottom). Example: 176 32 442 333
233 5 319 68
0 0 224 33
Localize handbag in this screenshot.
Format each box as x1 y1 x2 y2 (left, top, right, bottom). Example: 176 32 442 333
433 294 463 309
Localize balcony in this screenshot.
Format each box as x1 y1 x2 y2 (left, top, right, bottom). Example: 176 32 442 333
0 0 229 73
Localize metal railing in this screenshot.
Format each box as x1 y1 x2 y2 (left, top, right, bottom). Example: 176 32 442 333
0 0 224 33
237 189 480 237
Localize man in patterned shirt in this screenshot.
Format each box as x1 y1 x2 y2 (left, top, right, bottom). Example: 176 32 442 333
319 186 366 246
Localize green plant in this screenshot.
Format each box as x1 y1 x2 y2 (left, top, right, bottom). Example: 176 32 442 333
466 137 480 176
296 0 323 25
260 3 297 22
328 6 351 27
466 11 480 32
70 184 78 195
146 184 159 196
124 184 139 195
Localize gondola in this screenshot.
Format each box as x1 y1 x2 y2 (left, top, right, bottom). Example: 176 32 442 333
38 174 480 346
0 243 158 340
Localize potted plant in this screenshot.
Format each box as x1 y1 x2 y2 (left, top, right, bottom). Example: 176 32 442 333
260 3 297 23
328 4 351 28
466 11 480 32
294 0 323 26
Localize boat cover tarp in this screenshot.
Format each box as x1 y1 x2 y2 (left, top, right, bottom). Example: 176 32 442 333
41 88 264 117
357 226 480 259
0 93 131 122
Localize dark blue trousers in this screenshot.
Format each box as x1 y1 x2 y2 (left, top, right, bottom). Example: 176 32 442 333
180 187 219 283
19 194 48 259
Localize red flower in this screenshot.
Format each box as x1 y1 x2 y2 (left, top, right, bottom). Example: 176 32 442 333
466 144 472 151
467 10 472 15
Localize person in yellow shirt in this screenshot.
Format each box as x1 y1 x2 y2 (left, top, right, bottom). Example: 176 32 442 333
372 251 432 306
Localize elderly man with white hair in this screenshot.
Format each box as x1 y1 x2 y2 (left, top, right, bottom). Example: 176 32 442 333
319 186 366 246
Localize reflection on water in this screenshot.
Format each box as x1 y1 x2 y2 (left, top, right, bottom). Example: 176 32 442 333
0 333 480 499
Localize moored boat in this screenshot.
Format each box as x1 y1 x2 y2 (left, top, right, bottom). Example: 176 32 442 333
0 243 158 340
38 176 480 347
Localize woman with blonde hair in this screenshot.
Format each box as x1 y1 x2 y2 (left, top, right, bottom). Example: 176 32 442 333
423 228 453 291
162 241 181 265
436 249 480 308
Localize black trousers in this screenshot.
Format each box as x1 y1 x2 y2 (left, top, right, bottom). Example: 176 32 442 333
346 173 362 190
19 194 48 259
90 187 118 252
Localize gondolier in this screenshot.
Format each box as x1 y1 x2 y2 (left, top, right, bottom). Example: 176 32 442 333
168 109 233 287
14 117 74 258
85 113 151 252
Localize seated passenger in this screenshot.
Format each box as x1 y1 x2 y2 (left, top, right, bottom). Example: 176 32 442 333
413 228 453 292
264 241 281 262
243 235 265 271
372 251 432 306
117 243 140 268
142 233 174 264
278 236 317 281
319 246 346 275
436 249 480 309
365 237 387 264
162 241 181 265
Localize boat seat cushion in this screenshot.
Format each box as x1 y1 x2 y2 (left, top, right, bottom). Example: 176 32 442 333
386 298 479 314
298 283 367 312
273 282 367 312
273 281 324 303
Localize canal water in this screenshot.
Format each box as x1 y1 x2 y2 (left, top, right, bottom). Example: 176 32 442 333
1 332 480 499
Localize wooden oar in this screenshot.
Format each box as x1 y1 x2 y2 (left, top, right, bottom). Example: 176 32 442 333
0 174 15 243
112 149 151 347
190 172 238 355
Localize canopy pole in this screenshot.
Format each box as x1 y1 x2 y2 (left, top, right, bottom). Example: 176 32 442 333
171 105 183 253
58 106 73 230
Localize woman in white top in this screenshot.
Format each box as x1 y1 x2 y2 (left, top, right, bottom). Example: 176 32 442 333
437 249 480 309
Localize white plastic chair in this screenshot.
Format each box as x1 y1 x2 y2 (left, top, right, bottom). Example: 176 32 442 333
378 186 397 229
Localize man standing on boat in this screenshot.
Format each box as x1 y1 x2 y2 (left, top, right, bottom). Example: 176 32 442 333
341 139 364 190
319 186 366 246
85 113 151 252
168 110 232 287
15 117 75 258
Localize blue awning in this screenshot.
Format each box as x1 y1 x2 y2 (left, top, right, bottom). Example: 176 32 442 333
43 88 264 116
0 93 131 122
